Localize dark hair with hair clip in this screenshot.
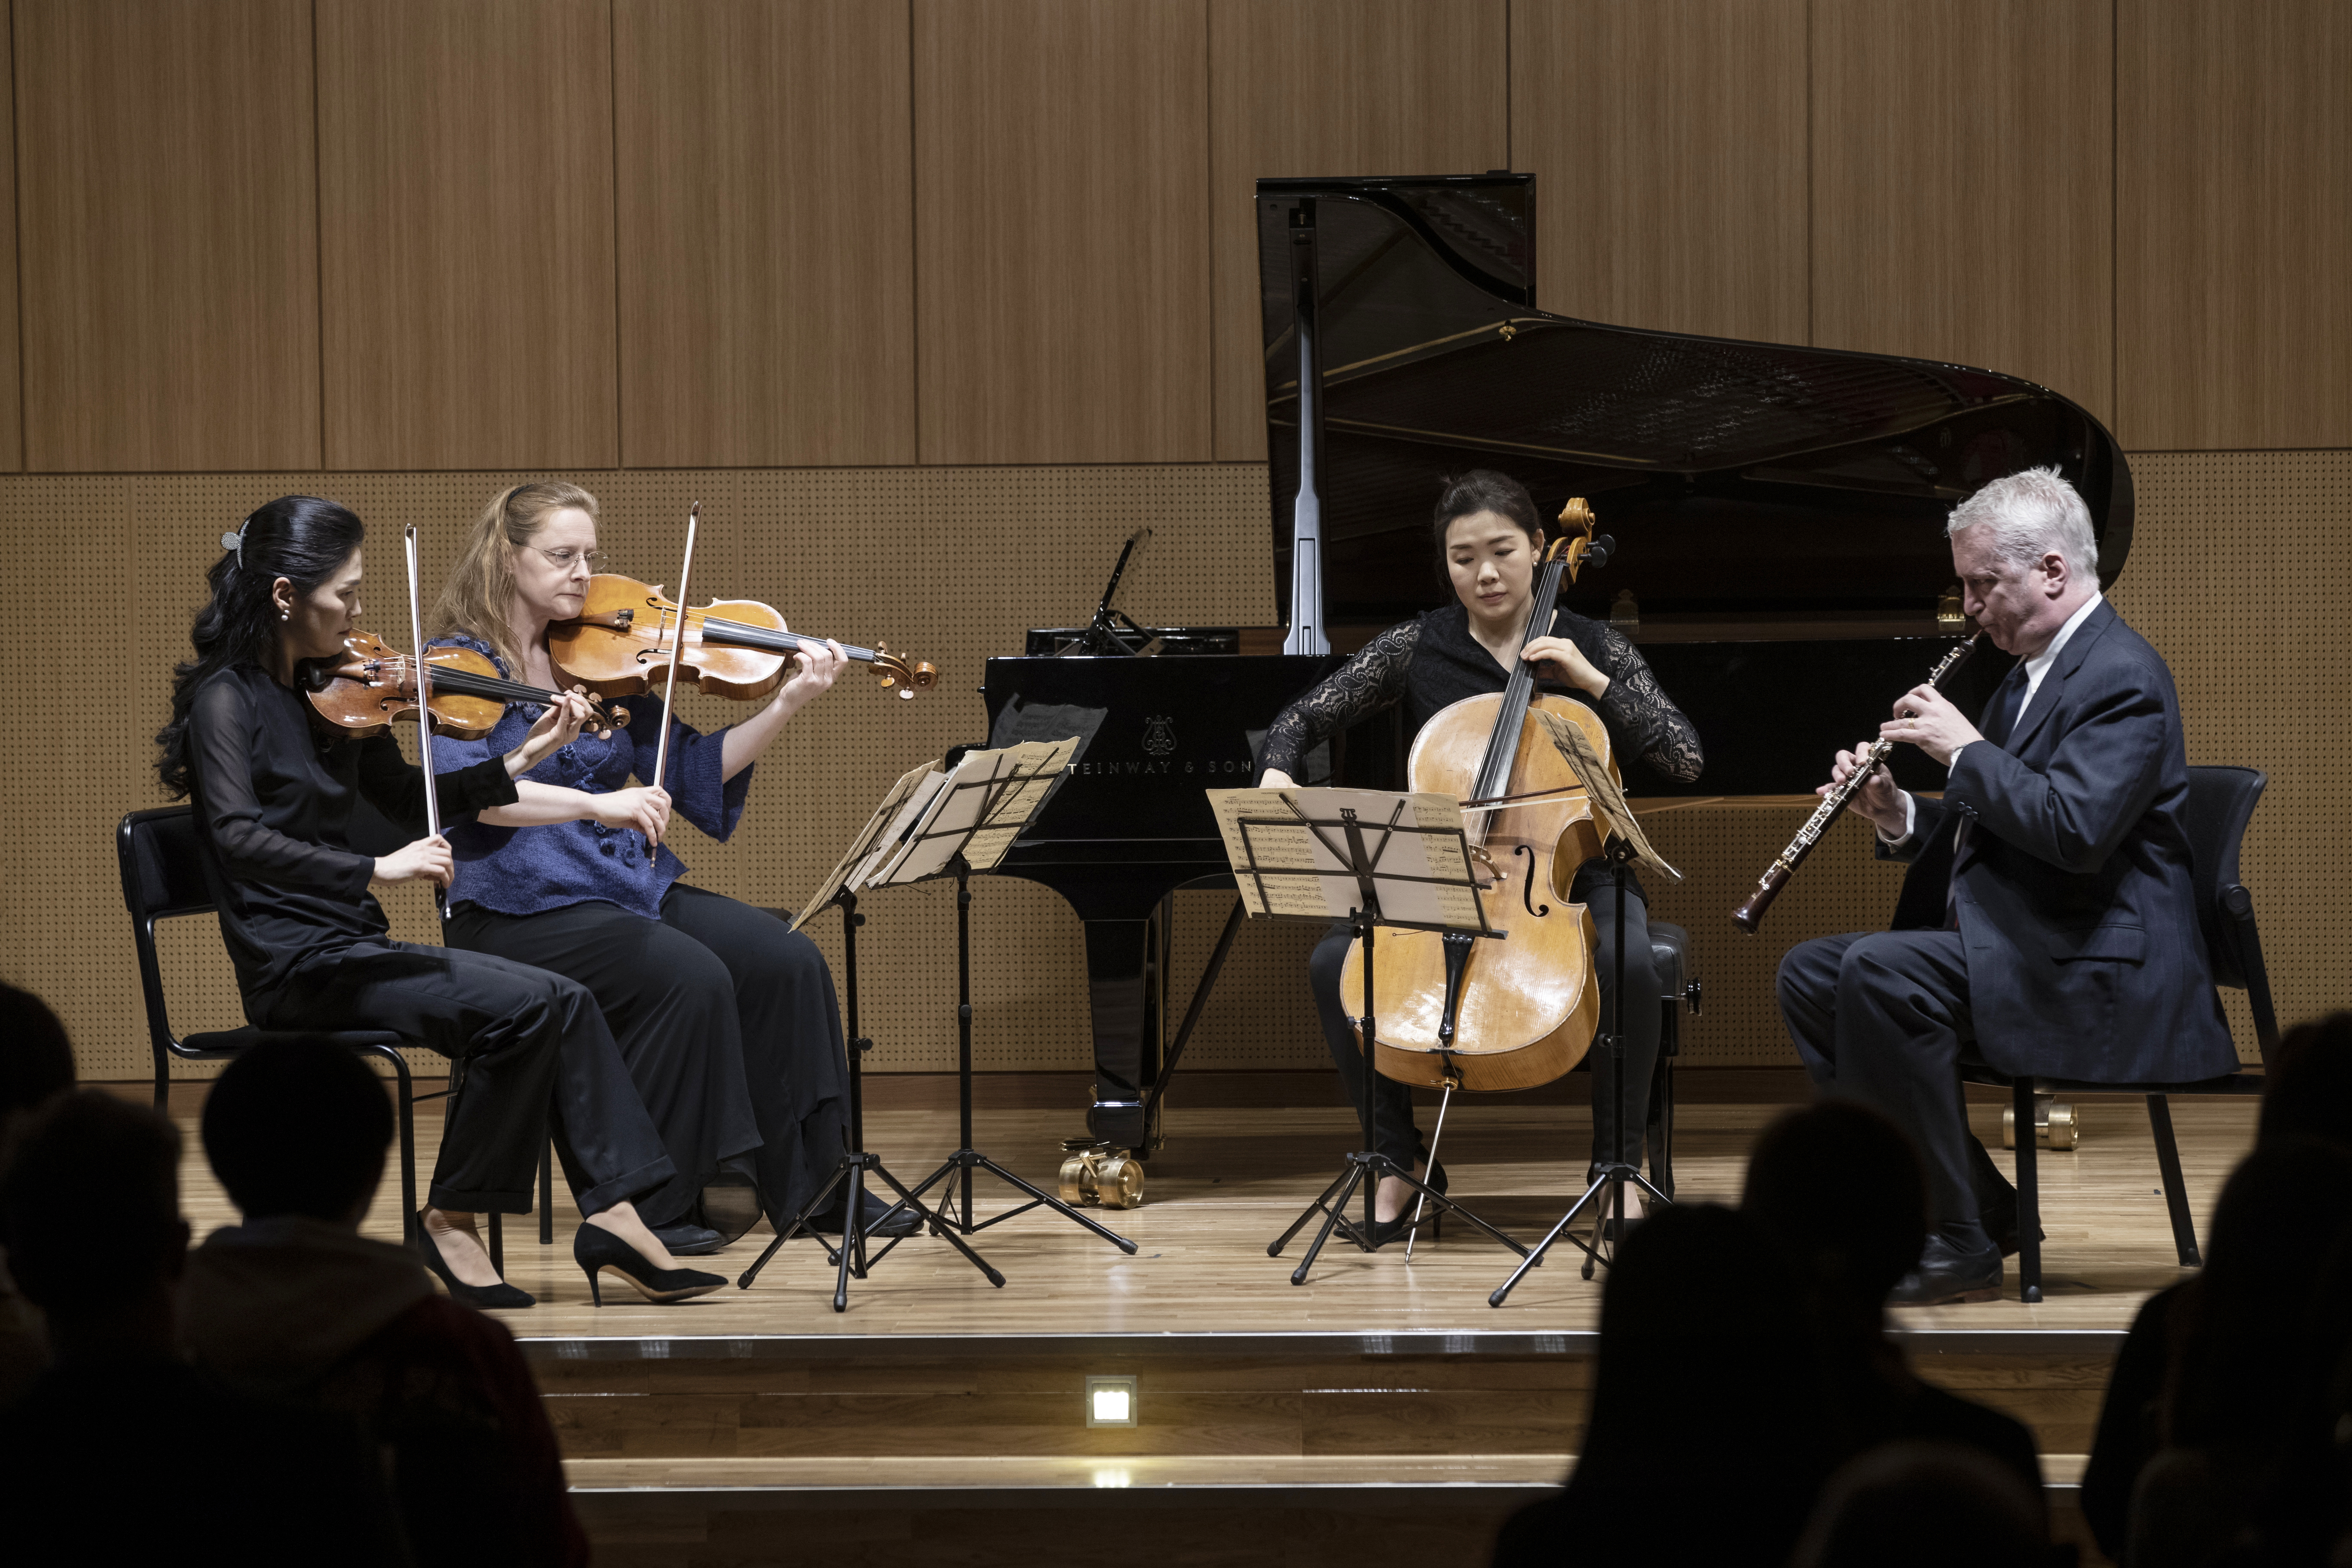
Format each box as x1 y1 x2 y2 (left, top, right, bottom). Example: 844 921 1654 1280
1429 469 1544 582
155 495 367 798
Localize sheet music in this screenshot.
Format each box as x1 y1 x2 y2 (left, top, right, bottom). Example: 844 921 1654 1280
792 758 936 932
1529 709 1683 882
853 764 955 889
958 739 1079 871
1207 787 1488 930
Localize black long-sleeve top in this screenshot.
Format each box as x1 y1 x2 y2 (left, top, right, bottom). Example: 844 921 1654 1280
185 664 518 1003
1259 603 1705 786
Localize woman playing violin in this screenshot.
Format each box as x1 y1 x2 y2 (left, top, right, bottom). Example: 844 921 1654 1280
157 495 723 1308
426 481 910 1255
1259 471 1704 1242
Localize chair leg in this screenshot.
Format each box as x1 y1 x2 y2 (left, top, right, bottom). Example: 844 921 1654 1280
367 1045 419 1252
539 1142 554 1245
488 1211 504 1274
2012 1080 2042 1304
2147 1094 2202 1268
1649 1053 1676 1201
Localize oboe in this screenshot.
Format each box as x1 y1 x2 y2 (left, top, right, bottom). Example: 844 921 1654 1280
1731 633 1981 933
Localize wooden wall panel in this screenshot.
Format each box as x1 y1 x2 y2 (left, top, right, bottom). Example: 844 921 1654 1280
0 9 18 473
1811 0 2114 425
1509 0 1808 348
15 0 318 472
613 0 915 468
2117 0 2352 450
1207 0 1508 461
317 0 617 471
914 0 1211 464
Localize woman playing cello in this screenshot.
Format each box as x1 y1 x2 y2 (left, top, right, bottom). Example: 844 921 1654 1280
1258 471 1703 1243
426 482 912 1256
157 496 724 1308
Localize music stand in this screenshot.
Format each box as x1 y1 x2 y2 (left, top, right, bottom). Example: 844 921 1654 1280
1488 711 1681 1307
736 761 994 1308
1210 787 1529 1286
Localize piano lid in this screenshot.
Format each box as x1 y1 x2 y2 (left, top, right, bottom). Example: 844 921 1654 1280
1259 175 2132 634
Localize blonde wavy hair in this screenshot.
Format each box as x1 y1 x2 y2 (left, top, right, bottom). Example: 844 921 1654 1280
432 480 601 673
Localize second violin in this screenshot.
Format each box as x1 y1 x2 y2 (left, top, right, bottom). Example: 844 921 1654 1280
548 574 939 702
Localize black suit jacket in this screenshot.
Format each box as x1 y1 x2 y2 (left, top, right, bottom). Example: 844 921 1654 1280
1880 600 2235 1082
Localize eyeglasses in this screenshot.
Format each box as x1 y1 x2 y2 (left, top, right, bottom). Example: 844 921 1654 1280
530 546 603 571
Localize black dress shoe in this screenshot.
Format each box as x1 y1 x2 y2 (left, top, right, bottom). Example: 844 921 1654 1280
651 1222 726 1256
1889 1234 2004 1306
808 1188 922 1238
1357 1161 1447 1250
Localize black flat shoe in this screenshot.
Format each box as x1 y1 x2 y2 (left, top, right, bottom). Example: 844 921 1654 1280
1358 1161 1448 1250
651 1222 727 1256
807 1188 922 1239
575 1223 726 1306
416 1213 535 1310
1889 1234 2004 1306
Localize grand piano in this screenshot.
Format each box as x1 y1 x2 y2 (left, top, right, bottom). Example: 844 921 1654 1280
983 173 2131 1152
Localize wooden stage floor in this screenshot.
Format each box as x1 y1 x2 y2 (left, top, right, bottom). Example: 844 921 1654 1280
170 1090 2258 1341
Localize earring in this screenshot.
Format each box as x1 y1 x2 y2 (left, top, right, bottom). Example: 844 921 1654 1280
280 610 290 621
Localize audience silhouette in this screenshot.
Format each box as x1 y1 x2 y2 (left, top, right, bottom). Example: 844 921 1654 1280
0 1089 404 1564
0 983 75 1403
1791 1441 2048 1568
1491 1204 1837 1567
1742 1100 2044 1502
181 1038 588 1568
2084 1011 2352 1562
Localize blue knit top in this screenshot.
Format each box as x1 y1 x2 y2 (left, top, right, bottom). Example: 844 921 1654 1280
426 634 753 919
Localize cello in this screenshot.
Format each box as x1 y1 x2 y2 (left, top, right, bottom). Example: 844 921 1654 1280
1338 499 1616 1093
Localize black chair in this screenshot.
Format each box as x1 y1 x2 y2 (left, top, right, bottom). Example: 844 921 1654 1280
1961 766 2276 1303
118 804 544 1262
1642 922 1703 1199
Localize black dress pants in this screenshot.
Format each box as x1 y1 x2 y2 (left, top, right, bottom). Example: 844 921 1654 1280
447 884 851 1232
1308 867 1661 1173
1775 928 2012 1237
253 939 674 1216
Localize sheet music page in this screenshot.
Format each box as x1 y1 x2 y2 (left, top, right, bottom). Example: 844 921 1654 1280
959 738 1079 871
790 758 937 931
854 763 952 889
1207 787 1488 930
1530 709 1683 881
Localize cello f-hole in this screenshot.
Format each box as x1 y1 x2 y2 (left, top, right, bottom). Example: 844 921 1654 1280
1515 845 1549 916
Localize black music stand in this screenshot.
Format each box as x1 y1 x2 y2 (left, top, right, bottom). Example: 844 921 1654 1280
867 747 1139 1271
1219 788 1529 1286
1489 831 1672 1305
735 885 983 1310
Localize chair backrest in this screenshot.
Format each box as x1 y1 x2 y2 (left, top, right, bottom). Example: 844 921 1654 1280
118 805 218 928
2180 766 2265 989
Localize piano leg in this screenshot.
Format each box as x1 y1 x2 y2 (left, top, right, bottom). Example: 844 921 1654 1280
1084 918 1154 1149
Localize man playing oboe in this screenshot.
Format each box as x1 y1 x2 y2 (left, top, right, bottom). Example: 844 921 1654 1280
1776 467 2235 1304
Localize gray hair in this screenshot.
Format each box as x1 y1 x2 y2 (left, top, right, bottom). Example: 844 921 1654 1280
1945 466 2098 581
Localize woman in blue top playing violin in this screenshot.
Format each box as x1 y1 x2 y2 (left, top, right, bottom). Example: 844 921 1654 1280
427 481 910 1256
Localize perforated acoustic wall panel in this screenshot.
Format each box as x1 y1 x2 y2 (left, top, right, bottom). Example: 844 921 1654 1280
9 454 2340 1081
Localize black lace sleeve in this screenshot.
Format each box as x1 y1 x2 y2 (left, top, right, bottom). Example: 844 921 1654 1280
1592 627 1705 783
1258 620 1420 781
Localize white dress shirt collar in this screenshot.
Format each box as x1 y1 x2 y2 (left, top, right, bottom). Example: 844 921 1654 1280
2018 591 2104 709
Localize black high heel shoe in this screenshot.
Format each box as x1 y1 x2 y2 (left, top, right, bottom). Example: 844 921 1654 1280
575 1222 726 1306
416 1213 535 1310
1360 1161 1448 1250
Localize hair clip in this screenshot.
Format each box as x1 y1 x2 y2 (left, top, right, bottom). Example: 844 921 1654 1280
219 514 254 567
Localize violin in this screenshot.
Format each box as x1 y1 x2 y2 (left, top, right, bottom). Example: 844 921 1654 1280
546 574 939 702
1338 499 1617 1093
301 629 629 741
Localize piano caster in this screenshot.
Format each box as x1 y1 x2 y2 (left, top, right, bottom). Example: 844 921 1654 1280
2003 1094 2079 1152
1060 1139 1145 1210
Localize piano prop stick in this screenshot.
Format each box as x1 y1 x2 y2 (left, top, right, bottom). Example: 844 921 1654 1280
736 737 1136 1307
1210 785 1528 1285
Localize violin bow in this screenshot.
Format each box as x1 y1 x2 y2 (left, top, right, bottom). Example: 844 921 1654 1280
645 502 700 856
401 525 448 923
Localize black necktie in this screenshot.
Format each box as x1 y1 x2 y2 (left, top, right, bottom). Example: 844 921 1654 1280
1980 663 2028 750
